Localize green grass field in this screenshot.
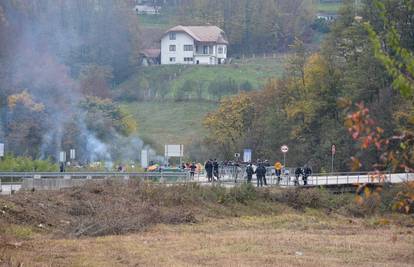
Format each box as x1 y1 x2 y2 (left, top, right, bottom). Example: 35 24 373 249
119 56 286 97
123 101 218 152
118 58 286 152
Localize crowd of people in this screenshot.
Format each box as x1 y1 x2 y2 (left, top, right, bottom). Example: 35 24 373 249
178 159 313 187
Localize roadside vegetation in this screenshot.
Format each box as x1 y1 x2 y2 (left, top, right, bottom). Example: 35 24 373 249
0 181 413 265
0 155 58 172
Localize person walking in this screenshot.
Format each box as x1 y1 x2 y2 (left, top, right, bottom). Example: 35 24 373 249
213 159 219 181
205 159 213 182
246 163 254 183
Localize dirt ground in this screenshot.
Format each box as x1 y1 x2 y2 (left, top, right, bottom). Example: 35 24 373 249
1 211 414 267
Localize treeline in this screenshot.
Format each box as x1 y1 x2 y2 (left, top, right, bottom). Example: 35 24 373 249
200 0 414 172
0 0 140 161
172 0 317 54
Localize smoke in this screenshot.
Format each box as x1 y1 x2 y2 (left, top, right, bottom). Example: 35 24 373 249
3 1 161 165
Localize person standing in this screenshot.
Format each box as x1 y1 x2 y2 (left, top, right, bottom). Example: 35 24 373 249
60 162 65 173
190 162 196 180
274 161 282 185
256 162 266 187
213 159 219 181
294 167 303 186
205 159 213 182
245 163 254 183
303 165 312 186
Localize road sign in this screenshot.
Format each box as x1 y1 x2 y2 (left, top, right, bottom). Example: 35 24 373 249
59 151 66 163
141 148 149 169
164 144 184 157
331 144 336 155
70 149 76 160
0 143 4 157
243 149 252 162
281 145 289 153
234 153 240 158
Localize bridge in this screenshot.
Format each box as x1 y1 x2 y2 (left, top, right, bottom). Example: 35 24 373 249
0 170 413 195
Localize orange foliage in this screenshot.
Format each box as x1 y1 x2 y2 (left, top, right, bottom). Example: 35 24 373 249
8 90 45 112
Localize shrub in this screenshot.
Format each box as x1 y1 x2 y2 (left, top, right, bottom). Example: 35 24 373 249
0 154 58 172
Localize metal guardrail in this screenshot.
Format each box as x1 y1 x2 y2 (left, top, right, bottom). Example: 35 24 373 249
0 171 413 195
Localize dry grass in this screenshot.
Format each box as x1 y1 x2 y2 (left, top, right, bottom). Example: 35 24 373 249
1 211 413 267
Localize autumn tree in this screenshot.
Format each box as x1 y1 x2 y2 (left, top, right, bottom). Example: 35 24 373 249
203 93 254 158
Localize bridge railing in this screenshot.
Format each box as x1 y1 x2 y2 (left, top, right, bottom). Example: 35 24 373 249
0 171 413 195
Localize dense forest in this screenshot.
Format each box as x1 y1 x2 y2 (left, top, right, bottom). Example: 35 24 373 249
200 0 414 172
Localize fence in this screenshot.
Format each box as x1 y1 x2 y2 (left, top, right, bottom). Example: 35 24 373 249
0 171 191 195
0 170 413 195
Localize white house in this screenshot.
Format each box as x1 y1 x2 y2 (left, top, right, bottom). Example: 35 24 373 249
160 25 228 65
134 5 161 15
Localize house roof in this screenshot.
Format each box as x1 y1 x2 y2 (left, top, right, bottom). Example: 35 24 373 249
164 25 229 44
141 48 161 58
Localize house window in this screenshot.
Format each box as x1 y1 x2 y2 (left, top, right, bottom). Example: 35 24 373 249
184 45 193 51
203 46 208 54
169 45 176 52
184 57 193 62
218 47 223 54
169 32 176 40
169 57 176 62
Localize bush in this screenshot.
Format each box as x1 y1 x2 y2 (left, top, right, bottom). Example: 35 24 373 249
0 154 58 172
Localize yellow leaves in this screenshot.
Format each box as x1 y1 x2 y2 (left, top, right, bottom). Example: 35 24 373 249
8 90 45 112
203 93 254 149
304 53 328 90
392 181 414 214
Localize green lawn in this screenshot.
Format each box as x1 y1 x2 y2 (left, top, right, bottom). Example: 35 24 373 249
118 56 286 99
118 57 286 152
123 101 218 153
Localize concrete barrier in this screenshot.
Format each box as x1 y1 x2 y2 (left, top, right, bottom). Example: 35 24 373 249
22 178 92 191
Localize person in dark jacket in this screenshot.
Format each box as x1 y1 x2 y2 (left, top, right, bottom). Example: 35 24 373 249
213 159 219 181
60 162 65 173
205 159 213 182
303 165 312 185
190 162 196 179
245 163 254 183
256 162 267 187
294 167 303 186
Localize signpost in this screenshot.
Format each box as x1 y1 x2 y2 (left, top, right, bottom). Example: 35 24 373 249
243 149 252 163
59 151 66 163
70 149 76 160
141 148 150 169
331 144 336 174
0 143 4 158
165 144 184 166
281 145 288 167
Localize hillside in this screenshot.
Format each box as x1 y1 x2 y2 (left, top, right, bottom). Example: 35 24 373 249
123 101 218 153
118 57 286 152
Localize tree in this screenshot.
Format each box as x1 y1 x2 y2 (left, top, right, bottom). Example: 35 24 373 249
203 93 254 158
79 64 113 98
